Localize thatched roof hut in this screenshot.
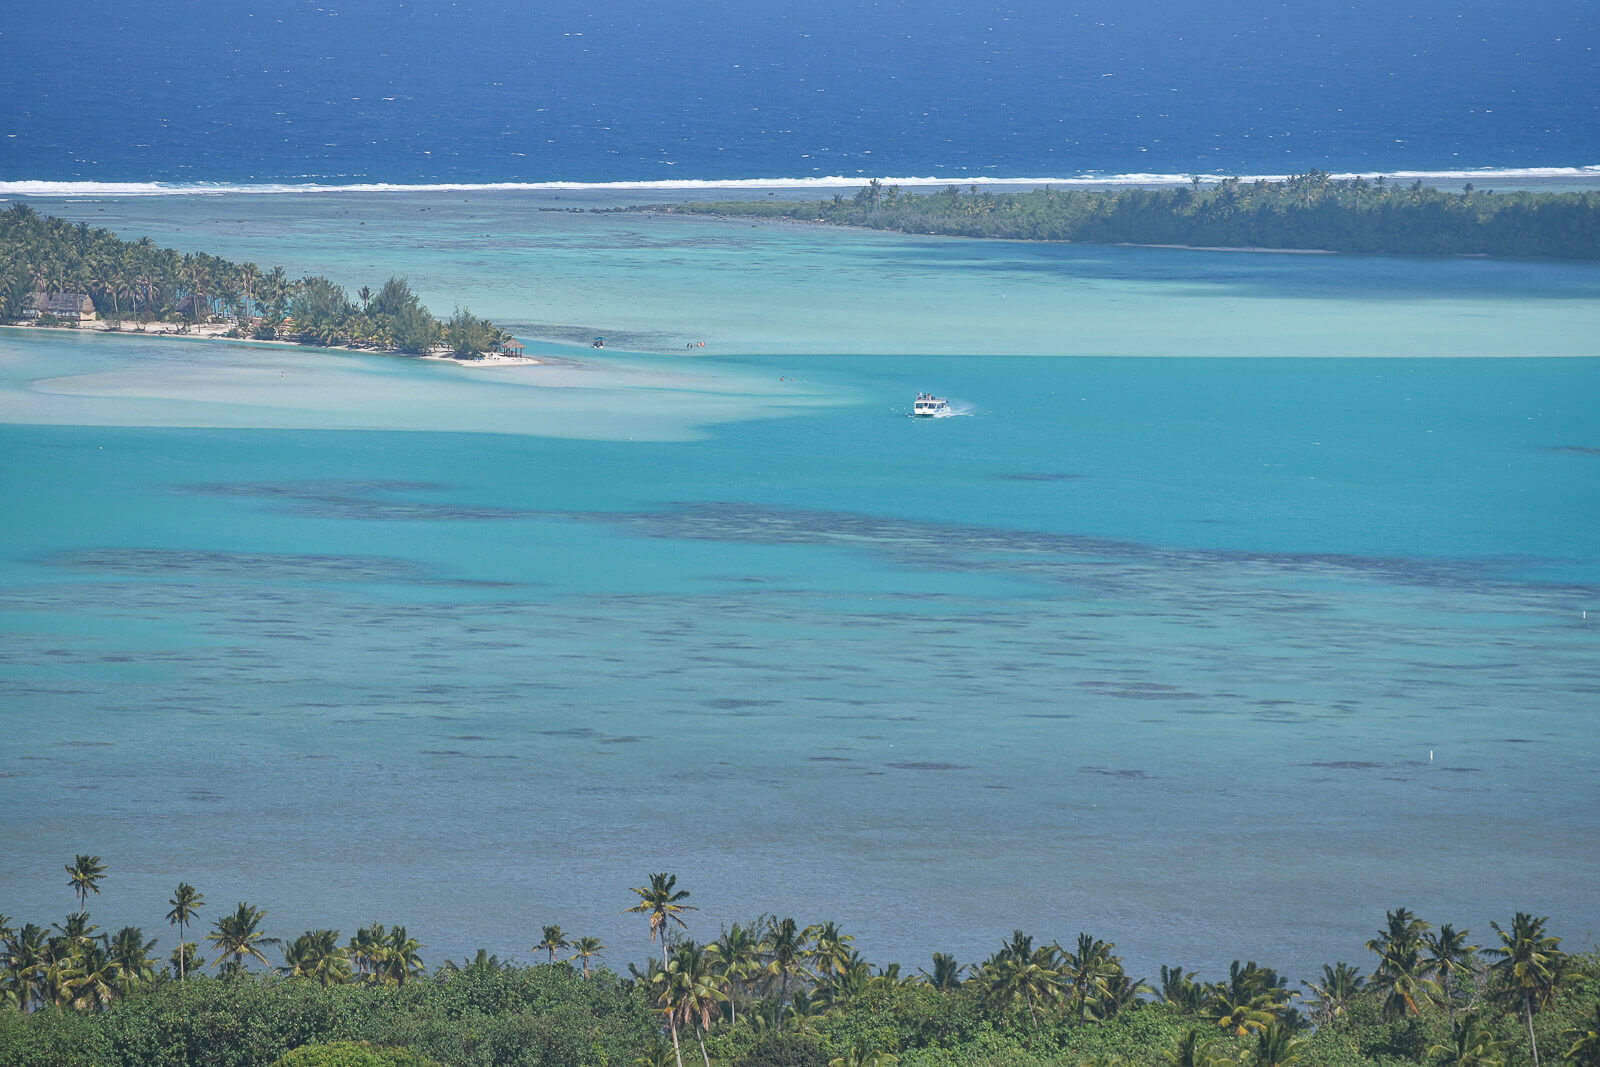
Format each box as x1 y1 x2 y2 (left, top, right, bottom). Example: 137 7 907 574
26 292 97 321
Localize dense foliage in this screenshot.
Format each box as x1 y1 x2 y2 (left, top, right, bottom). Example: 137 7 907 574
270 1042 444 1067
0 204 507 354
639 173 1600 258
6 863 1600 1066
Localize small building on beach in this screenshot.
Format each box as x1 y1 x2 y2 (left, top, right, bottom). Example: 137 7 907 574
26 292 97 321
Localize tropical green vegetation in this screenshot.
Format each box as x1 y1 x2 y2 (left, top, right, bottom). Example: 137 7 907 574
0 204 510 355
3 863 1599 1066
636 174 1600 258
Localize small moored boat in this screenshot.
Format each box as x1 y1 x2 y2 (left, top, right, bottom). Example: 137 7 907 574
913 392 951 417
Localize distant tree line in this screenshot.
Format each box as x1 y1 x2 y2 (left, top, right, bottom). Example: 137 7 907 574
6 860 1600 1066
641 172 1600 258
0 204 509 356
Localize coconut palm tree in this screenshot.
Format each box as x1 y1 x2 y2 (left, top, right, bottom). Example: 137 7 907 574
107 926 159 998
1202 963 1292 1039
1423 925 1479 1037
379 926 425 986
65 855 106 910
52 912 102 954
919 952 966 991
980 949 1060 1029
1426 1012 1508 1066
760 917 810 1007
1162 964 1208 1015
207 902 279 976
71 940 119 1012
570 936 605 979
625 873 697 969
348 923 388 982
1367 908 1440 1021
1485 913 1565 1066
536 925 570 966
829 1035 900 1067
1302 962 1364 1024
659 941 727 1067
36 937 83 1013
281 930 352 986
166 883 204 982
1251 1022 1307 1067
2 923 47 1012
807 921 856 987
708 923 758 1022
1562 1000 1600 1067
1163 1028 1236 1067
1061 933 1123 1021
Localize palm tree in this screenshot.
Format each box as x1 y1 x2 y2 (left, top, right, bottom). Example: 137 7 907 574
379 926 425 986
806 921 855 987
708 923 759 1022
1426 1012 1508 1066
1202 963 1292 1039
1562 999 1600 1067
168 941 205 978
3 923 47 1013
624 873 697 969
1161 964 1207 1015
441 948 509 974
52 911 102 953
166 883 204 982
1061 933 1123 1021
36 937 83 1013
919 952 965 991
1302 962 1364 1024
1099 970 1153 1020
207 902 279 975
1163 1028 1236 1067
348 923 388 982
65 855 106 910
536 924 570 966
658 941 727 1067
980 950 1060 1029
829 1035 900 1067
1423 925 1479 1037
281 929 352 986
71 940 119 1012
1485 913 1565 1066
1370 945 1439 1022
107 926 159 998
570 936 605 979
760 916 810 1007
1251 1021 1307 1067
1367 908 1440 1021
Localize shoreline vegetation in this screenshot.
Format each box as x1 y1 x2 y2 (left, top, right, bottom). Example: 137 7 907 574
0 204 532 365
621 171 1600 259
4 864 1598 1067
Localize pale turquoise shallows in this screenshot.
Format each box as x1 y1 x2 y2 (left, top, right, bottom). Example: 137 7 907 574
1 190 1596 982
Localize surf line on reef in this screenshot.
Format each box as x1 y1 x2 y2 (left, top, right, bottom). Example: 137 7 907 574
4 166 1599 198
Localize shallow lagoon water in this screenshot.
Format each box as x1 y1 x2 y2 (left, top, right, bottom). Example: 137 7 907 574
1 192 1597 982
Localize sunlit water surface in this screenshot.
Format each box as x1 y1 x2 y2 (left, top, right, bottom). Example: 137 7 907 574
1 191 1596 982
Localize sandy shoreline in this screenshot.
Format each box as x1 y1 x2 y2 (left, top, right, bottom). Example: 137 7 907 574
0 319 544 367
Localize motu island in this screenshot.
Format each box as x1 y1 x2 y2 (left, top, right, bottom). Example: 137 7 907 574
0 204 522 362
632 172 1600 259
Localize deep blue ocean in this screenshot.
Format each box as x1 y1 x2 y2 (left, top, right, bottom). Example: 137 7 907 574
2 0 1596 184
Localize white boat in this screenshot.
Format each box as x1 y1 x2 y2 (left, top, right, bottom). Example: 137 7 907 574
913 392 951 417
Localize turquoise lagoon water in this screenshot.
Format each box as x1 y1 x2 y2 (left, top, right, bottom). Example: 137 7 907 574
1 192 1598 982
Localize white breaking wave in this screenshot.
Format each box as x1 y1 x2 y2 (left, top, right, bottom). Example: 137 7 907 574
2 167 1598 198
